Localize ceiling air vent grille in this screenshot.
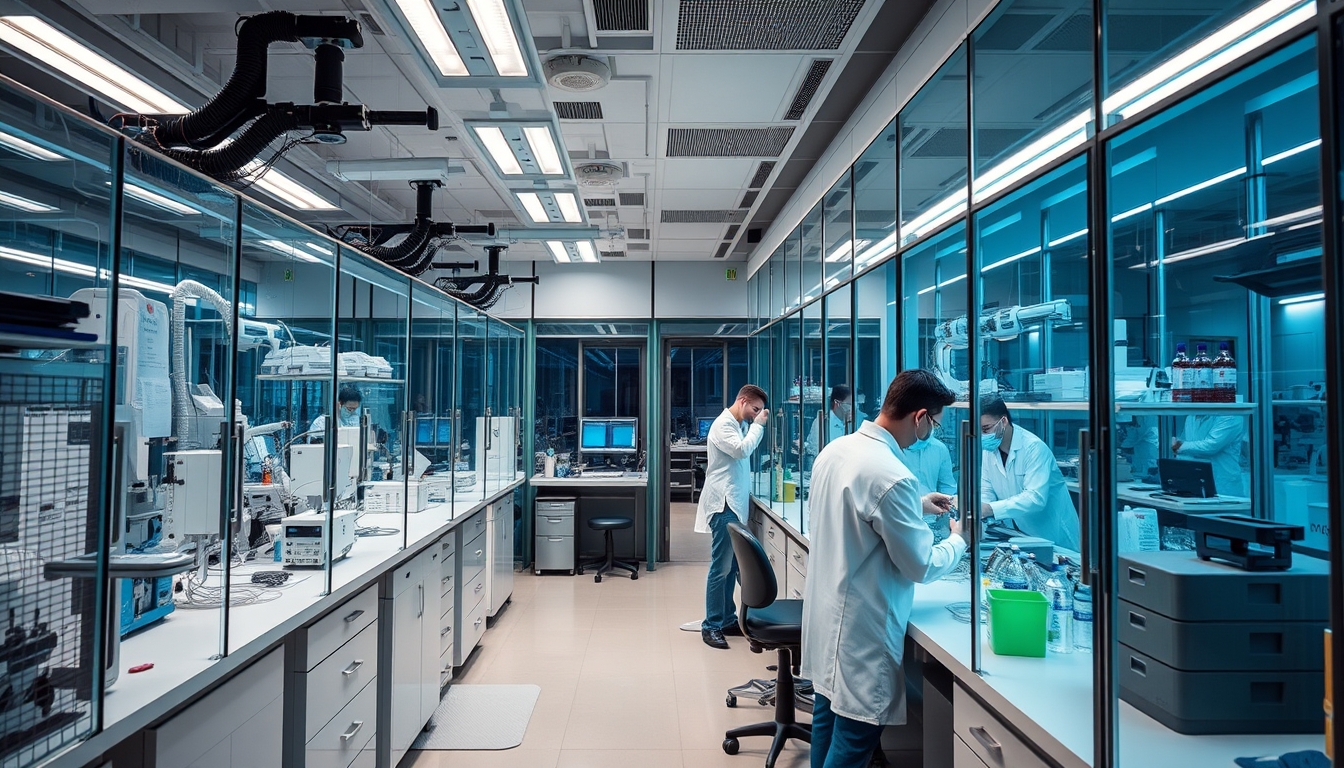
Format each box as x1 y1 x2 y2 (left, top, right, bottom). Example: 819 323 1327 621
554 101 604 119
739 190 759 208
602 250 627 258
629 243 651 251
667 127 794 157
784 59 832 120
726 224 740 238
619 192 646 206
627 228 650 239
584 197 617 207
661 210 748 224
749 161 776 188
594 0 650 31
714 242 731 258
676 0 865 50
357 13 386 35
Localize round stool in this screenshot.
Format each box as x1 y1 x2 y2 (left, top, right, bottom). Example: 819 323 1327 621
579 517 639 582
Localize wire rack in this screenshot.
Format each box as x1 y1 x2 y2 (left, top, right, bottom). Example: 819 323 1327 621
0 370 104 765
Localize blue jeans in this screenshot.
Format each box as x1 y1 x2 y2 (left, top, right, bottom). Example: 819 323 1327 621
704 508 739 631
810 693 884 768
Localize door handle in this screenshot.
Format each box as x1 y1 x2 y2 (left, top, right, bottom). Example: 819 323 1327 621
341 659 364 676
343 609 364 623
969 726 1002 756
1078 429 1093 586
418 583 424 618
340 721 364 742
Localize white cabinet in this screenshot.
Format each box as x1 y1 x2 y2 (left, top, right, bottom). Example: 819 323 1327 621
379 543 442 768
149 650 284 768
455 509 489 667
487 494 514 617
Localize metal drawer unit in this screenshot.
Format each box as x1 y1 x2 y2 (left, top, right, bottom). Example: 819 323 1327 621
534 498 576 575
454 508 491 667
953 683 1050 768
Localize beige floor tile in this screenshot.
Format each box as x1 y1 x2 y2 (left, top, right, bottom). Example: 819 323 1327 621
563 677 683 750
556 750 684 768
682 747 812 768
404 749 561 768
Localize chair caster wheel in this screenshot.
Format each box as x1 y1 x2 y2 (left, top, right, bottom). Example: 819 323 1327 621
631 572 638 580
725 694 737 708
594 575 602 583
722 738 739 755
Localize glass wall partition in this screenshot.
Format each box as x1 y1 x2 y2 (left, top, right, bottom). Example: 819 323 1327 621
455 307 488 505
824 285 854 438
854 259 896 425
408 282 454 534
900 44 969 246
824 172 854 290
799 300 824 523
802 203 825 303
534 338 579 473
784 229 802 315
854 120 899 271
777 313 804 531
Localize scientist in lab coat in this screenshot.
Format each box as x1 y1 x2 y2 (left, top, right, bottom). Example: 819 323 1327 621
804 385 852 459
978 395 1081 550
802 369 965 768
694 384 770 650
1172 414 1246 496
307 386 362 441
895 412 958 540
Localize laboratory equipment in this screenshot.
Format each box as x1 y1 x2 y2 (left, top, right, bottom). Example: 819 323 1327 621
1171 343 1192 402
1117 551 1327 734
1157 458 1218 498
281 509 357 567
476 416 518 483
931 300 1072 397
1187 514 1303 571
163 450 223 539
289 443 355 501
435 418 452 446
697 417 715 442
243 484 288 524
363 479 449 513
1191 343 1213 402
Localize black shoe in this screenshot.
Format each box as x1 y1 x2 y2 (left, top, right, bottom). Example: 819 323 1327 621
702 627 729 649
721 621 743 637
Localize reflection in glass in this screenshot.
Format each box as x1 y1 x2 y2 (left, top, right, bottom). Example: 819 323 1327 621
823 172 854 290
900 45 968 246
854 121 898 270
801 202 824 303
855 259 896 429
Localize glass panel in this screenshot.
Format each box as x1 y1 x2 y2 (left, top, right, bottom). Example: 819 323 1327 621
1102 0 1313 130
670 346 693 442
0 93 117 759
823 172 854 289
801 202 824 303
973 158 1089 751
769 247 784 318
971 0 1092 202
456 306 487 505
535 338 579 474
483 319 518 495
784 229 802 315
777 314 804 531
854 120 899 270
824 286 854 439
855 259 896 427
1107 37 1325 763
580 345 641 470
408 283 454 529
799 301 824 524
750 332 774 505
727 339 749 400
901 45 969 246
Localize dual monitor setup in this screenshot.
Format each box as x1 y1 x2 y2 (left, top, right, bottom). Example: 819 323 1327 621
580 418 639 453
415 416 454 448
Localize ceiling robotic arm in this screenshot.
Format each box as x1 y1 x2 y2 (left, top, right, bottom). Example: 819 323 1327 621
932 299 1072 399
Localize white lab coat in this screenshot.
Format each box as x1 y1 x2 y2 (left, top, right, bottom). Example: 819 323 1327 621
804 410 847 456
981 425 1081 550
1177 415 1246 496
694 409 765 533
800 421 967 727
308 408 359 440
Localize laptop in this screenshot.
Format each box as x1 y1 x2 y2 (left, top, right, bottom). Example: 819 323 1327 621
1157 458 1218 499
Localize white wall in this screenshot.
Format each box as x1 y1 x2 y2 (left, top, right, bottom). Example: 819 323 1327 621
747 0 999 277
502 259 749 319
653 262 748 318
531 261 653 318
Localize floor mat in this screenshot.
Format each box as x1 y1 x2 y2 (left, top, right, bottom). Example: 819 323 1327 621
412 684 541 750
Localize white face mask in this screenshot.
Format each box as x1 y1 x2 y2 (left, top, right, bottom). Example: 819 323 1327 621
836 401 853 420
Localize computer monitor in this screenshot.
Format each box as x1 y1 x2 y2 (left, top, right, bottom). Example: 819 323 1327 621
416 418 433 446
697 417 715 441
1158 458 1218 498
581 420 609 450
608 419 637 450
436 418 452 446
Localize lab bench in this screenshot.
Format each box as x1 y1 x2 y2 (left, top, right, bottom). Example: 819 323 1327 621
749 497 1324 768
530 475 649 570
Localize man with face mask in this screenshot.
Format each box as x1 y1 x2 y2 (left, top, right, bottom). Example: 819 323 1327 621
804 385 852 459
978 394 1080 550
308 386 363 441
894 408 957 540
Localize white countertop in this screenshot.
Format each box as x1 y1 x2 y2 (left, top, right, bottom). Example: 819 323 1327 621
750 498 1323 767
531 473 648 487
669 444 708 453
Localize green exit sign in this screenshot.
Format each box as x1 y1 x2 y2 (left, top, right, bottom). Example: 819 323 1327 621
725 268 737 281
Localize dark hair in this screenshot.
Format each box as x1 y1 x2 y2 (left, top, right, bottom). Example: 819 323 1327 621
737 384 768 408
881 369 955 419
830 385 851 405
338 386 363 405
980 394 1011 423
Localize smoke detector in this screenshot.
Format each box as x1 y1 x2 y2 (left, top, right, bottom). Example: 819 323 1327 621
574 160 625 187
544 55 611 92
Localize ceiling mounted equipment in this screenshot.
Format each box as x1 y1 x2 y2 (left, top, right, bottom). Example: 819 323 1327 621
516 191 585 224
434 244 539 308
327 157 463 183
574 160 624 187
543 55 612 92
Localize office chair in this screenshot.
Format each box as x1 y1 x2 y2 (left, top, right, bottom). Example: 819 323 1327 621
578 517 639 583
721 523 810 768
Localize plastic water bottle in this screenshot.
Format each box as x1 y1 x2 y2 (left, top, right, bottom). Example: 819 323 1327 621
999 552 1029 591
1025 553 1049 594
1046 564 1073 654
1073 584 1093 653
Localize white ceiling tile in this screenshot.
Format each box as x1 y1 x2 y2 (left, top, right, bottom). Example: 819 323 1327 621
658 158 754 189
666 56 802 124
655 223 728 240
602 123 652 159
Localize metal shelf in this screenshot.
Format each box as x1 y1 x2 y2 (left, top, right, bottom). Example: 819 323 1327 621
0 331 101 350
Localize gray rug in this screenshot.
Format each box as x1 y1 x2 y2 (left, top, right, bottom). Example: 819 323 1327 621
412 684 541 750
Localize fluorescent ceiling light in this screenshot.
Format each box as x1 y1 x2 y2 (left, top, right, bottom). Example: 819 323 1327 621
124 183 198 216
1287 219 1323 231
1154 167 1245 206
916 273 966 296
303 242 334 256
826 239 870 263
249 170 338 211
904 188 968 244
259 239 323 263
0 244 176 294
393 0 468 76
1279 292 1324 305
524 127 564 175
462 0 528 77
555 193 582 223
982 246 1041 273
1252 205 1322 229
1112 202 1152 223
0 129 63 161
474 126 523 175
0 190 56 213
575 241 599 263
517 192 548 223
1263 139 1321 165
1130 233 1273 269
1048 228 1088 248
545 241 571 263
854 232 899 269
0 16 189 115
972 114 1090 201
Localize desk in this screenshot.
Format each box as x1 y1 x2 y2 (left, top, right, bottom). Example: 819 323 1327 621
532 474 649 565
1066 480 1251 528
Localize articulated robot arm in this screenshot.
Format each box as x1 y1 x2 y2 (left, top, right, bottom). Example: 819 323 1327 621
931 299 1072 399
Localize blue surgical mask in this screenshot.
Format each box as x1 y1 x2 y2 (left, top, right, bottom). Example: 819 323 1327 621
981 418 1005 453
338 407 360 427
908 413 936 453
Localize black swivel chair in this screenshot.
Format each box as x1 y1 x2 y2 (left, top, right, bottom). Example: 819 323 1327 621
578 517 639 583
722 522 811 767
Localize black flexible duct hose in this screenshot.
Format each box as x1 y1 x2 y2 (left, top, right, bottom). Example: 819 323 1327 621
357 217 432 268
151 110 299 180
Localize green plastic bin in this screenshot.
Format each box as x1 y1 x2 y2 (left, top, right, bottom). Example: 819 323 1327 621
986 588 1048 658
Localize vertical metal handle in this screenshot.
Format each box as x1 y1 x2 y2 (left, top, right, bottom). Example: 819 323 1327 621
1078 428 1092 587
418 582 424 618
962 418 981 673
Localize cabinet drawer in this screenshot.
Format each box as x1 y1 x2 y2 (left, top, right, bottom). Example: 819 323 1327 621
534 535 573 572
787 537 808 576
462 567 487 613
535 513 575 536
766 546 785 596
954 734 992 768
439 535 456 561
763 518 785 555
787 562 806 601
306 585 378 671
440 553 456 598
954 684 1049 768
536 499 576 515
439 607 454 657
439 645 454 688
306 677 377 768
306 621 379 741
456 598 488 666
464 510 488 542
461 529 487 576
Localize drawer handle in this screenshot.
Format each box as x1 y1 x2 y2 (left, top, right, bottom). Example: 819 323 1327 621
340 721 364 742
1129 611 1146 629
442 626 452 636
475 583 483 593
1130 656 1147 676
792 551 802 561
475 549 483 557
342 659 365 676
442 576 451 585
474 617 483 627
548 537 564 542
969 726 1002 755
1128 567 1146 586
343 609 364 624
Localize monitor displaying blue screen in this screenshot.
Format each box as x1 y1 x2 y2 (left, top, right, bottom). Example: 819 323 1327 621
436 419 452 445
416 418 433 446
697 417 715 441
581 421 609 449
609 422 636 450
